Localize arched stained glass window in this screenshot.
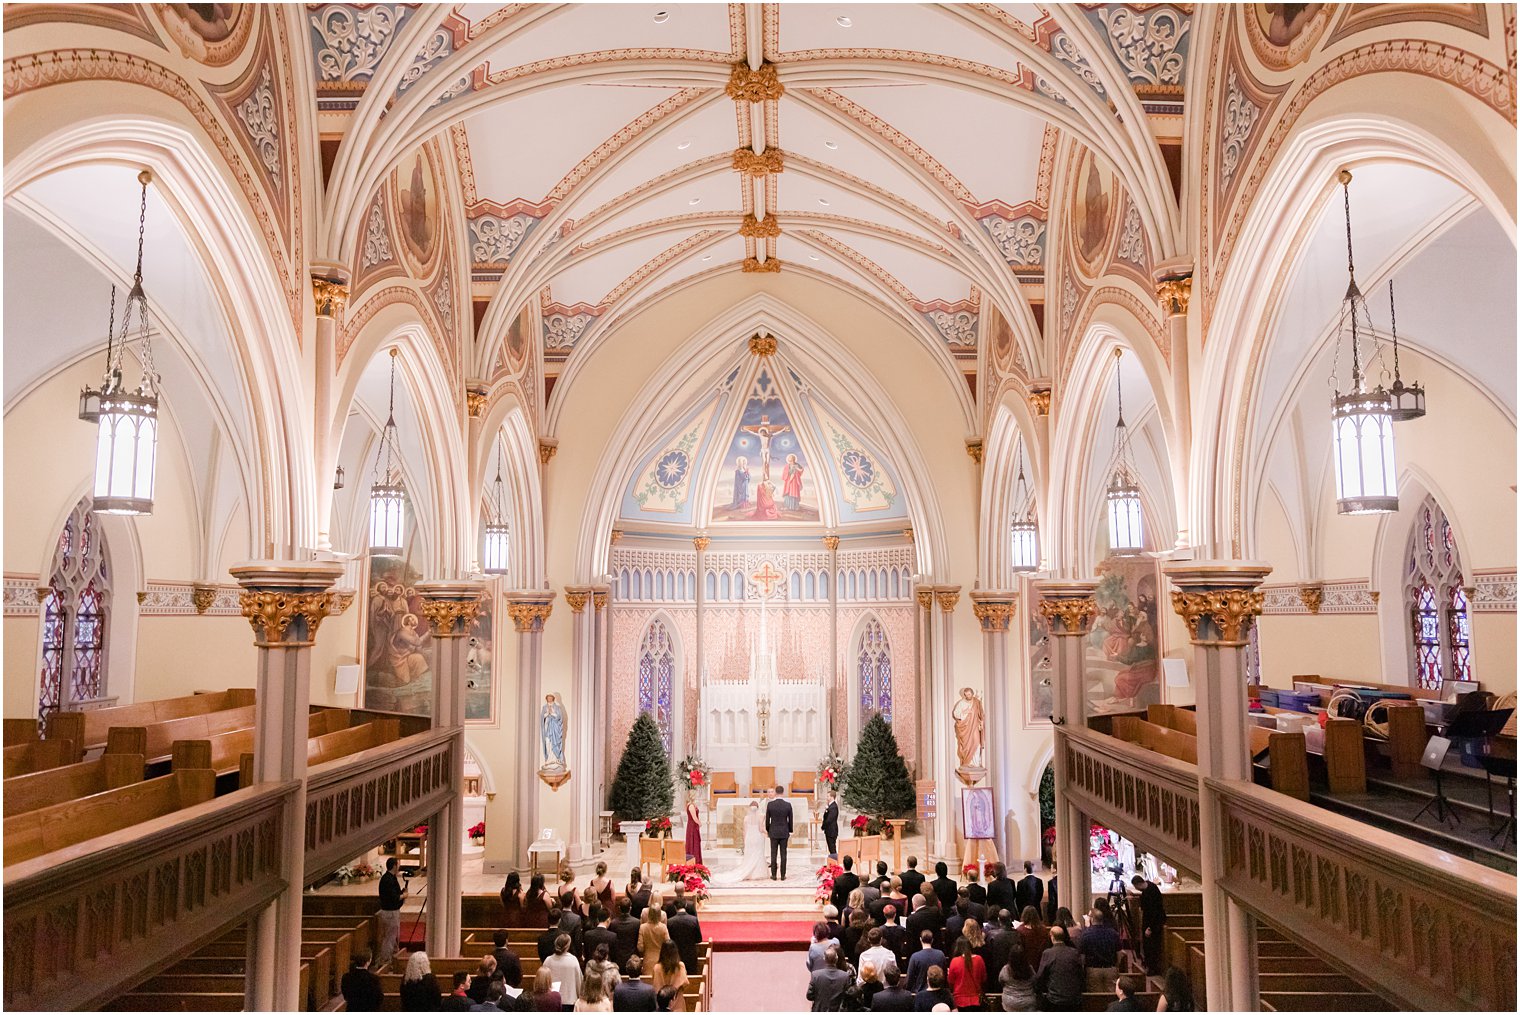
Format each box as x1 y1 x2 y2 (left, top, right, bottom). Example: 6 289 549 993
1404 496 1471 690
38 497 111 729
857 617 893 724
638 620 676 752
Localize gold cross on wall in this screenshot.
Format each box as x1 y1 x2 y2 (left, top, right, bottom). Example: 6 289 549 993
749 561 784 598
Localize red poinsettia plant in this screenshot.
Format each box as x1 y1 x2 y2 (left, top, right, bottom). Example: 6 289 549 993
645 816 673 837
815 859 845 903
468 821 486 840
962 862 983 880
850 814 870 834
667 861 712 901
1042 826 1057 847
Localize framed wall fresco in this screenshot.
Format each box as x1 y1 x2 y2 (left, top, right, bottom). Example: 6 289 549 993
464 590 497 725
362 552 434 716
1085 555 1162 714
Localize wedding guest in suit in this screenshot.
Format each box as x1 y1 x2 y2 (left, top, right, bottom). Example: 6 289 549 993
905 930 947 993
986 864 1017 916
821 791 840 856
872 965 915 1012
899 857 927 906
1016 862 1044 917
609 900 641 970
831 855 861 911
806 946 854 1012
612 958 656 1011
930 862 958 911
1132 875 1167 974
667 903 702 977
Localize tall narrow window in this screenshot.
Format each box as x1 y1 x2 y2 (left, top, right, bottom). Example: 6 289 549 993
38 497 112 727
857 617 893 724
1404 496 1470 690
638 620 676 752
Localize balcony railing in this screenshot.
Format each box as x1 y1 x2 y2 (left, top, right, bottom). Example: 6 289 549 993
1212 777 1517 1012
2 780 295 1011
1058 723 1202 873
303 725 460 885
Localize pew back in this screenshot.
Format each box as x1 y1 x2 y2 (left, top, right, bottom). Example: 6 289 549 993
2 736 80 776
2 750 145 816
48 688 254 753
3 767 216 864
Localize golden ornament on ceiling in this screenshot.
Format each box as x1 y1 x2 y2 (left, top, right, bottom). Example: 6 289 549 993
739 213 781 238
742 257 782 273
725 61 784 102
732 147 784 177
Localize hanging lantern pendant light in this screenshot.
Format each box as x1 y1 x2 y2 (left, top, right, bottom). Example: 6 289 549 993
1106 348 1144 553
1330 169 1399 515
368 349 407 554
1009 440 1038 573
83 170 161 515
1385 279 1426 421
482 444 511 575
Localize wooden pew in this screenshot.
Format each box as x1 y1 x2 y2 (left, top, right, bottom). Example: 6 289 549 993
133 704 257 766
1383 701 1429 778
1268 730 1311 801
308 718 402 766
1323 717 1367 795
3 728 145 816
3 735 80 776
3 717 39 746
47 688 254 755
307 706 352 738
3 762 215 865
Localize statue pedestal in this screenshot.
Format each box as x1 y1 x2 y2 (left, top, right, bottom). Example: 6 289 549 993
620 821 645 875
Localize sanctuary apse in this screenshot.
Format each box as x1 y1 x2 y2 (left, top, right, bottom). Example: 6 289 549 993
1 3 1516 1012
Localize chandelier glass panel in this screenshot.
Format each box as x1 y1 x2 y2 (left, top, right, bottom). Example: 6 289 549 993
1329 169 1398 515
79 171 161 515
1106 349 1144 553
482 443 511 575
1009 439 1038 572
369 350 407 555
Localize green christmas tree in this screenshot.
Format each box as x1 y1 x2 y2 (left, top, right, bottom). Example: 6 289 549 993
844 714 916 818
608 713 674 821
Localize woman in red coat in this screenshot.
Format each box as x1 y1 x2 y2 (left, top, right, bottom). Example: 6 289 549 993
947 937 987 1010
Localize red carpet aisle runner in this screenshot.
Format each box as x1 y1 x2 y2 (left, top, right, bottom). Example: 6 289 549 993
702 920 817 951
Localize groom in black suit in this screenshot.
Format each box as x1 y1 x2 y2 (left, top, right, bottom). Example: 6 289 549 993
821 791 840 857
764 785 793 880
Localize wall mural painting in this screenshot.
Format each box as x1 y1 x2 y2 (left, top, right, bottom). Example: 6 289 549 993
1085 555 1162 714
397 150 439 267
712 369 819 523
364 553 434 716
627 400 720 518
159 3 251 64
1071 147 1117 277
504 301 532 374
1028 612 1054 724
1255 3 1323 46
811 402 901 518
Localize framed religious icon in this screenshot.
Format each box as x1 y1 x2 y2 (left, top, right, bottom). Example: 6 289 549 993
961 787 995 840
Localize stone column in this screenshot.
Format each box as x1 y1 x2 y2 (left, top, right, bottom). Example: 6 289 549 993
931 586 961 861
1037 580 1098 911
564 586 595 862
1164 561 1272 1012
913 586 935 845
693 536 709 757
970 593 1017 861
309 268 349 553
416 580 482 956
823 534 840 752
231 560 344 1012
1154 263 1193 549
507 593 555 869
591 587 610 829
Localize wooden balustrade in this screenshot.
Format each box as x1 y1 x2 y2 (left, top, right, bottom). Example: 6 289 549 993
302 725 460 886
2 779 295 1011
1057 724 1201 874
1210 777 1517 1012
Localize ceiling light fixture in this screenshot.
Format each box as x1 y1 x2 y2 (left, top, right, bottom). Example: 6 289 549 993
688 197 702 206
79 170 161 516
1010 441 1038 573
701 254 713 261
824 140 839 150
677 139 692 151
836 15 853 28
1385 278 1425 421
817 197 830 206
809 254 820 261
1106 348 1144 554
369 349 407 556
653 10 670 24
1329 169 1398 515
482 444 511 575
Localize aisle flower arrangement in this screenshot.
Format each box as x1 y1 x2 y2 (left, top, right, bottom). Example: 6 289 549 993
850 814 893 837
333 862 377 885
667 861 712 901
1089 823 1119 874
677 754 709 791
815 859 845 904
850 814 870 835
817 752 849 792
645 815 674 837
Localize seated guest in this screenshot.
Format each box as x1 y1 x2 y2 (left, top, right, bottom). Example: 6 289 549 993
1156 966 1196 1012
905 930 947 993
400 951 443 1011
541 933 584 1009
872 964 915 1012
612 958 656 1012
946 938 987 1013
584 942 621 997
1032 926 1083 1012
806 945 854 1012
341 949 384 1012
912 965 953 1012
529 966 562 1012
1106 975 1144 1013
476 977 519 1013
1077 907 1121 992
492 930 524 988
807 921 842 972
609 900 641 969
467 958 496 1003
525 874 552 928
998 942 1037 1013
501 872 527 926
929 862 958 912
899 857 927 906
668 902 702 977
651 939 690 1012
442 970 473 1011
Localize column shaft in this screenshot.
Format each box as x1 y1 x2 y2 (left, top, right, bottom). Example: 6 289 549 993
693 538 709 757
565 588 595 861
1037 580 1099 916
508 595 554 869
931 586 960 861
971 594 1016 861
824 536 839 753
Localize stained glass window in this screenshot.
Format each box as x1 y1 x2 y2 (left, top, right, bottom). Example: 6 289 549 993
38 497 111 724
1405 496 1470 691
857 617 892 724
638 620 676 752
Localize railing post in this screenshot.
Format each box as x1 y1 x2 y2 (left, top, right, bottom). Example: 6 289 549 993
231 559 345 1012
416 580 483 958
1164 560 1272 1013
507 592 555 869
1038 580 1098 911
970 592 1018 860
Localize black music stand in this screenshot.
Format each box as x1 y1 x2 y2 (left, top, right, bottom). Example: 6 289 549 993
1413 736 1459 827
1451 707 1517 847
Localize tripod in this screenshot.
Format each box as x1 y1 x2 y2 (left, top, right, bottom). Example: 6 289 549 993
404 874 430 957
1105 868 1135 953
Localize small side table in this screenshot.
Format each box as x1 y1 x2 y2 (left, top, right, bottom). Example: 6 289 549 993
528 837 566 879
885 819 908 873
598 811 617 848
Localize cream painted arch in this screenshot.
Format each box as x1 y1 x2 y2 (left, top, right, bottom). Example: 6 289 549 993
332 312 470 577
571 293 955 583
471 396 548 589
336 409 437 579
4 114 310 556
1197 102 1517 558
979 392 1045 582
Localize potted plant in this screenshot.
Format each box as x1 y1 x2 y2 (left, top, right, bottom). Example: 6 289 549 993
645 815 673 838
666 861 712 902
469 820 486 845
814 859 845 904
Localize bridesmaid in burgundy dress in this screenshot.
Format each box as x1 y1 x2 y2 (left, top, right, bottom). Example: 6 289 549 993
683 793 703 864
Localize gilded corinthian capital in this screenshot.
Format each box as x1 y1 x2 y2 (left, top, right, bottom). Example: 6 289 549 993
1169 589 1265 645
1037 597 1097 636
239 591 333 645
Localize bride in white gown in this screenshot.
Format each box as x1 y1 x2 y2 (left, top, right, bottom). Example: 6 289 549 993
712 801 771 884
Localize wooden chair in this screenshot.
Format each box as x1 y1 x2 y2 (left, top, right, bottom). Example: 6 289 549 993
749 765 777 796
640 835 676 879
709 771 739 797
789 770 815 798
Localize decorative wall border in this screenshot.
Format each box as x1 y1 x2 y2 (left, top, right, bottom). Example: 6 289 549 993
4 573 44 616
1472 569 1517 613
138 580 243 616
1260 579 1377 615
